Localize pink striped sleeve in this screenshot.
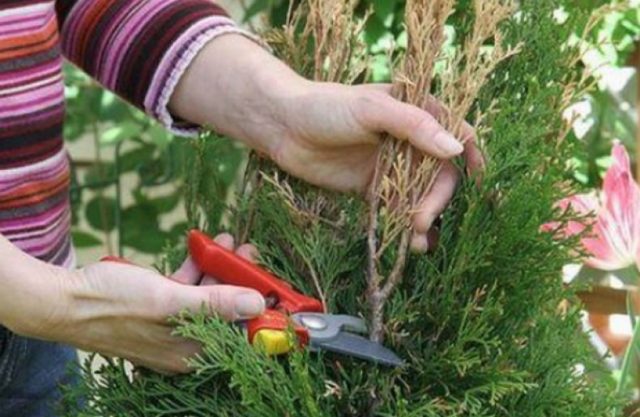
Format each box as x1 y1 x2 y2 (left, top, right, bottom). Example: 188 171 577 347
57 0 261 136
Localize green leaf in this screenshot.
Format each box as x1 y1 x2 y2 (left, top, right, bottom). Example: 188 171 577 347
85 197 117 232
243 0 275 22
99 97 133 122
146 123 174 149
151 194 182 214
370 54 391 82
372 0 396 21
101 122 144 145
364 14 388 46
71 230 103 248
63 113 90 142
121 204 169 253
132 189 182 214
83 164 117 190
118 144 156 173
169 221 190 241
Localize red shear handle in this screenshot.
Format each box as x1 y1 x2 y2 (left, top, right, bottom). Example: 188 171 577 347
188 230 324 314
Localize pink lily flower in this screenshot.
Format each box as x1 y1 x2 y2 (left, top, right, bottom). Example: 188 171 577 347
545 142 640 272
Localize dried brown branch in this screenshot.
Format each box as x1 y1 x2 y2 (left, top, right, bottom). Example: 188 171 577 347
260 0 369 307
265 0 518 344
366 0 519 343
264 0 368 83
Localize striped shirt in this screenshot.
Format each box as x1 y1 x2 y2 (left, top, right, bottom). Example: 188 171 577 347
0 0 244 268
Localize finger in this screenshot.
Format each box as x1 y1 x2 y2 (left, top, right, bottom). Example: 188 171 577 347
410 234 429 253
365 87 476 151
464 140 485 179
423 95 475 139
172 284 265 321
410 227 440 253
137 332 202 375
159 340 202 375
360 87 469 160
354 92 464 158
365 86 485 178
200 275 219 286
362 86 477 165
361 83 393 94
214 233 235 250
412 162 460 234
235 244 259 263
170 257 202 285
422 96 486 177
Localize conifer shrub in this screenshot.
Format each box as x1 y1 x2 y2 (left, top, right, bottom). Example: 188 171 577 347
62 1 620 416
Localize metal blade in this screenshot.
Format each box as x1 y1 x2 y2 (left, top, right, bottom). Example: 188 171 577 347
311 332 404 368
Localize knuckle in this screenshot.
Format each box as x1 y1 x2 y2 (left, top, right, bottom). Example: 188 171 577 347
207 287 230 317
269 137 289 169
148 285 176 318
351 91 386 125
207 287 222 310
168 356 191 374
412 113 438 138
357 90 385 107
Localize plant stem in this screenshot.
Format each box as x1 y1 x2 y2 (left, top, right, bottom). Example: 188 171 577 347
613 306 640 417
91 115 114 255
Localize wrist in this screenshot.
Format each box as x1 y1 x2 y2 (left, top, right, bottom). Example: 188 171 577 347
243 62 313 158
0 261 73 341
169 33 312 155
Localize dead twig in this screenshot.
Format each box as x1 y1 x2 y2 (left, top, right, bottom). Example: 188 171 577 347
366 0 519 343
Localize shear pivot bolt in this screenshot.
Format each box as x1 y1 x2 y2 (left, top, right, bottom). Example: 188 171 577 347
299 315 327 330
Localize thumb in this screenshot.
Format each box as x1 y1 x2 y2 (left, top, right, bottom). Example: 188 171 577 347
171 284 265 321
354 90 464 158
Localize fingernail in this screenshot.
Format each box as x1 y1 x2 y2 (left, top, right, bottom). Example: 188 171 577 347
436 132 464 156
235 292 265 318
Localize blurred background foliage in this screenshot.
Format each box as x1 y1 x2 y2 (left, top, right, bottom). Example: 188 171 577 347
64 0 639 261
64 65 244 259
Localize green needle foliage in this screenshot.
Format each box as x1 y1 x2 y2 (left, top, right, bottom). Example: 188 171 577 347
62 1 620 416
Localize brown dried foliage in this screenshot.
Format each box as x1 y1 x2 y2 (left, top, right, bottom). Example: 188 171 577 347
264 0 520 342
263 0 368 83
367 0 520 342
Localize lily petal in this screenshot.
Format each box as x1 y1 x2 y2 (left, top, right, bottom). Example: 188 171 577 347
585 142 640 271
544 142 640 273
541 193 599 236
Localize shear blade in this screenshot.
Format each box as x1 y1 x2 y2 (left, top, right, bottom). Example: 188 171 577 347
312 332 404 368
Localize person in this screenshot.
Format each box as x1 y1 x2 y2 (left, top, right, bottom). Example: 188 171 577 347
0 1 482 415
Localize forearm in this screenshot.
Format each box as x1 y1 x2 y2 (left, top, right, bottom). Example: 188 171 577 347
168 34 310 155
0 234 69 337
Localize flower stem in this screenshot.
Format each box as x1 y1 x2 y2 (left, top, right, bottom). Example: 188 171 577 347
613 295 640 417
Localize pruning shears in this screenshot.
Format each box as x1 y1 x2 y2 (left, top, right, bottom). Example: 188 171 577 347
188 230 404 367
102 230 403 367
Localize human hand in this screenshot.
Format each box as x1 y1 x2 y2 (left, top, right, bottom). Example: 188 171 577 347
11 234 264 374
170 35 484 251
265 82 484 250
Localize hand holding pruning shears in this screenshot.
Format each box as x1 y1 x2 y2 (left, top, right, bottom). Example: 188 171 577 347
10 232 265 375
187 230 403 367
102 230 403 368
6 228 401 376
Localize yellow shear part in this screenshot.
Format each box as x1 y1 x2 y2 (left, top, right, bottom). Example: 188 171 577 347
252 329 294 355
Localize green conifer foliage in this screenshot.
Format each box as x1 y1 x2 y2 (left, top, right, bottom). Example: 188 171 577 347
62 1 620 416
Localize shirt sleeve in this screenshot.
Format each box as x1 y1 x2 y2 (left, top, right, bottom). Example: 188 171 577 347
55 0 258 136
